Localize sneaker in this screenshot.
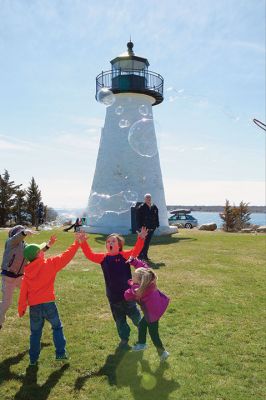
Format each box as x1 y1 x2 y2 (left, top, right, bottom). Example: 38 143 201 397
160 350 169 362
118 340 131 351
132 343 148 352
55 353 69 361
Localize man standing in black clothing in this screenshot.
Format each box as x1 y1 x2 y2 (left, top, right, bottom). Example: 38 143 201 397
136 194 159 261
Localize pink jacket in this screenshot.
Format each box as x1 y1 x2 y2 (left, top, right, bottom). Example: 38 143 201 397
124 281 170 323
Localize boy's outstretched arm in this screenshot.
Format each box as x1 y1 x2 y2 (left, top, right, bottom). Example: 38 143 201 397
51 239 80 272
122 226 148 258
78 232 105 264
18 279 28 317
43 235 57 253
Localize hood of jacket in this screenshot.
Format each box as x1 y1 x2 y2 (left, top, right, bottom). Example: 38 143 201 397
23 252 45 280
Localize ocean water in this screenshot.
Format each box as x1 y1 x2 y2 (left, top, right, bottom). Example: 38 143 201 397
168 211 266 228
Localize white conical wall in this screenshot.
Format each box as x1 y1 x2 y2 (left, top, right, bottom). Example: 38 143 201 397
83 92 177 235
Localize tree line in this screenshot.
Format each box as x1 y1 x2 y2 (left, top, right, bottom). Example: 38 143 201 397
0 170 57 227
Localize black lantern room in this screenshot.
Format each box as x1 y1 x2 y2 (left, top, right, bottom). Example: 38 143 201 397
96 41 164 106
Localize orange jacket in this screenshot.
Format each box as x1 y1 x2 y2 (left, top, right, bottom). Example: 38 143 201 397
18 241 79 317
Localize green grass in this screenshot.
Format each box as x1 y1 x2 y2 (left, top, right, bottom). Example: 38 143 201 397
0 228 265 400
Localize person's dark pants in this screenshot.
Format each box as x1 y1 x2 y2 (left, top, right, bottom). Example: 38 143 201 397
64 223 78 232
139 229 155 259
110 300 141 341
29 302 66 363
138 317 165 355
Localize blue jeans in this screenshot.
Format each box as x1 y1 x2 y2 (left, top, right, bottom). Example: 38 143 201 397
110 300 141 341
29 302 66 363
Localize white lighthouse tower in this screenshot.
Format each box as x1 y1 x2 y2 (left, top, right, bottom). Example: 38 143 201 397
84 41 177 235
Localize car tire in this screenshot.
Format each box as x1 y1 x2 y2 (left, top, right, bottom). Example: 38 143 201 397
185 223 192 229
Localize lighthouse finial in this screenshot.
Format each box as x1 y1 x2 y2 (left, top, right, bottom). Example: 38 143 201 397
127 39 134 55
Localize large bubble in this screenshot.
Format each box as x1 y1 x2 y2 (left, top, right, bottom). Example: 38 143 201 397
96 87 115 107
88 190 138 222
128 118 158 157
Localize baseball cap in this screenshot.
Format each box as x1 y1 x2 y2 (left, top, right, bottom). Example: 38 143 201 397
9 225 24 237
24 243 47 262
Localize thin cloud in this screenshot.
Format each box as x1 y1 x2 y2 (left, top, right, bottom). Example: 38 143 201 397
0 136 35 151
193 146 206 151
70 116 104 127
53 131 100 151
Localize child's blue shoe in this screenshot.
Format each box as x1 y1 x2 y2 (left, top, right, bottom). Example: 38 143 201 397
55 353 69 361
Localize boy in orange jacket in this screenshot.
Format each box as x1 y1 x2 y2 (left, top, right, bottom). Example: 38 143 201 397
18 235 80 365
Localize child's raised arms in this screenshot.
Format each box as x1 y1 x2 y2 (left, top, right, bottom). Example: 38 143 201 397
136 226 149 240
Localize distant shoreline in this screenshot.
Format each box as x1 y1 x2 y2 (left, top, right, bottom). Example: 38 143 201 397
167 205 266 213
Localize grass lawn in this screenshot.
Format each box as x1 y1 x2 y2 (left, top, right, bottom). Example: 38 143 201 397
0 228 265 400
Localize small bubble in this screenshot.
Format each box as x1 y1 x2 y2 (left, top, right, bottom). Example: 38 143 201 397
115 105 124 115
119 119 130 128
141 373 157 390
139 104 149 116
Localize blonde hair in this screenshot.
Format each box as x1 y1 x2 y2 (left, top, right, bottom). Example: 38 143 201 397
134 267 157 297
106 233 125 251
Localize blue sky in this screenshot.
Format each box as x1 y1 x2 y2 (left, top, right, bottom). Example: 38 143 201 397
0 0 265 208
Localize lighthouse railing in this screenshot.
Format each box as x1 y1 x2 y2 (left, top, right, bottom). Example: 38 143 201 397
96 69 164 97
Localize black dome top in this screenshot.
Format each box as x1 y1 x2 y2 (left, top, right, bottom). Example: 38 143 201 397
110 41 149 67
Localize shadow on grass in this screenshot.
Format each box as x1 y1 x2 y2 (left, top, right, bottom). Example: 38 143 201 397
0 343 68 400
74 347 180 400
0 350 28 386
14 363 69 400
0 343 50 386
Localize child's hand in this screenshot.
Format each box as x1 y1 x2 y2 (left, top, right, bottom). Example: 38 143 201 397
47 235 57 247
137 226 148 239
75 231 87 243
24 229 38 236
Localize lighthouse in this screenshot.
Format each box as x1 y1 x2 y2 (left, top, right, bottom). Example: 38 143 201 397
84 41 177 235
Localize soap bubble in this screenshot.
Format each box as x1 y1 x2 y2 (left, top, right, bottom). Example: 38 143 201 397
123 190 138 203
128 118 158 157
141 372 157 390
87 190 138 223
140 176 146 183
96 87 115 107
139 104 149 116
115 105 124 115
165 87 181 102
119 119 130 128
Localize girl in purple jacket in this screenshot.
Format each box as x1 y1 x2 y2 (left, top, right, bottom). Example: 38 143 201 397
124 260 170 362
